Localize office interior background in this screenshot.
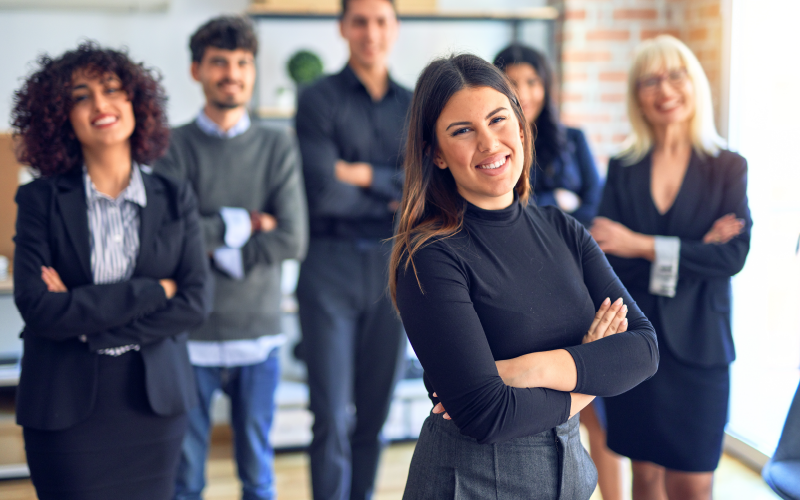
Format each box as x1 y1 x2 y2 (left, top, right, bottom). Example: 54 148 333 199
0 0 798 498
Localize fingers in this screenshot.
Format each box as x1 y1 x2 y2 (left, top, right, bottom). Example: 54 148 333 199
595 297 623 334
605 304 627 336
41 266 67 292
433 403 444 414
587 297 611 337
617 317 629 333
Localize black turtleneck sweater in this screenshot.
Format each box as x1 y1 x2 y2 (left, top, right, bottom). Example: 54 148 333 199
395 200 659 445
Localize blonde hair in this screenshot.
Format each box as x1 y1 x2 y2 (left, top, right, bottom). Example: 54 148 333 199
619 35 726 164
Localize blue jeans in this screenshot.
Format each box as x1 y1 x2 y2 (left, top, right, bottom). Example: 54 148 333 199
173 348 280 500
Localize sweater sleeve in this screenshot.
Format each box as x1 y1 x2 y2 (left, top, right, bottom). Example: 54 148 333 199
153 134 227 251
241 131 309 269
396 244 572 445
562 219 659 396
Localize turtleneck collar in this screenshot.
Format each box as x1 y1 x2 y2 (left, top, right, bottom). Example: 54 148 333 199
464 192 523 226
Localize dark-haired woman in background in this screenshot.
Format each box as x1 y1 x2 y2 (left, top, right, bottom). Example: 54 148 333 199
11 42 209 499
494 44 622 500
493 44 601 227
391 53 658 499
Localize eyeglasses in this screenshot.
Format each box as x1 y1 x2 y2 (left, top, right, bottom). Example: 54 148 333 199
637 68 688 91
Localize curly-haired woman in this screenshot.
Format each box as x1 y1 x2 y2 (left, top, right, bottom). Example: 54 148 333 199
11 42 210 500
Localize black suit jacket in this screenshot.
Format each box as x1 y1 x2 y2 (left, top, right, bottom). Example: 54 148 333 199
598 149 751 367
13 167 211 430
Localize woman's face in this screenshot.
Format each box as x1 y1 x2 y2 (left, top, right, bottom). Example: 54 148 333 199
433 86 525 210
69 69 135 152
504 63 545 124
636 65 695 129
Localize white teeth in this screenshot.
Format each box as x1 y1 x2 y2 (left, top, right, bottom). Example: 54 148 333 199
477 157 507 169
94 116 117 126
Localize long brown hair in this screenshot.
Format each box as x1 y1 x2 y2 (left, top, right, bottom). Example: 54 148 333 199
389 53 533 306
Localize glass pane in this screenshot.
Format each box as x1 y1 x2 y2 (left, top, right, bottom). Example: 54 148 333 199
727 0 800 456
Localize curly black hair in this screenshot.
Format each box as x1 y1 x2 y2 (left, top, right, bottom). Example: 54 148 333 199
11 41 170 178
189 16 258 63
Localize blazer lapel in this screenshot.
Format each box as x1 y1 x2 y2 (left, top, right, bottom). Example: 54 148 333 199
136 171 166 272
665 150 703 236
55 170 92 282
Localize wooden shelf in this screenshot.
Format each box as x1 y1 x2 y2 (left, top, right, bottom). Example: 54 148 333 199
247 7 559 22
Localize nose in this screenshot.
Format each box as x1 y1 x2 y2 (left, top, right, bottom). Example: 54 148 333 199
92 90 111 112
476 126 499 153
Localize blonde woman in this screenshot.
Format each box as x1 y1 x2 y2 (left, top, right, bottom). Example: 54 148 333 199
591 35 751 499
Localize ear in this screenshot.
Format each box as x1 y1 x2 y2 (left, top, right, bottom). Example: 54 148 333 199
432 149 448 170
190 62 201 83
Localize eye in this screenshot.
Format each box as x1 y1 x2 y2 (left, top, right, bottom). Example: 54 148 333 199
451 127 471 137
72 94 88 103
490 116 506 125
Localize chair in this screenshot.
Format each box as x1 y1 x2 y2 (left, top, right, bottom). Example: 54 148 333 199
763 380 800 500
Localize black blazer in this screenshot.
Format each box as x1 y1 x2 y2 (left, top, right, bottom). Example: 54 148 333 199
598 149 751 367
13 167 211 430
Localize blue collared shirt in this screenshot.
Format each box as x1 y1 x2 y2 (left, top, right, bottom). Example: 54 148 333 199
195 108 251 138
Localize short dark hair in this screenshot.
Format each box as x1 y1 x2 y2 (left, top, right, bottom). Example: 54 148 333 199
340 0 396 18
189 16 258 63
11 41 170 178
493 44 565 171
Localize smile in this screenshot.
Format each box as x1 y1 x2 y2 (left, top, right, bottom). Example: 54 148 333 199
92 115 118 127
476 156 509 170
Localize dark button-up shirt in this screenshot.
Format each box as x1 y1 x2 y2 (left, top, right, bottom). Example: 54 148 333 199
295 64 412 240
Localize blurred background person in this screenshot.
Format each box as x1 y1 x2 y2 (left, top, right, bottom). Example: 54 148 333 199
494 43 621 500
591 35 751 500
293 0 411 498
493 44 601 227
11 42 209 500
154 16 308 500
391 53 658 500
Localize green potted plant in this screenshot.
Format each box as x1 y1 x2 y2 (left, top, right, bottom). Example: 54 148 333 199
276 49 324 111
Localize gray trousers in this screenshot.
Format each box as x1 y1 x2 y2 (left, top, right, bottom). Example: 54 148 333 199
403 412 597 500
297 238 406 500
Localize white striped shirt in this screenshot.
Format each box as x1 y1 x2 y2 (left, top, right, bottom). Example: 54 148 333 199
84 164 147 356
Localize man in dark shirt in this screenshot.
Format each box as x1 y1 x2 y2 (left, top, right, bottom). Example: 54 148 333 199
294 0 412 498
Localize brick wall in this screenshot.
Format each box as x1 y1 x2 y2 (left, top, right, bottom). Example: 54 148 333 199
548 0 724 173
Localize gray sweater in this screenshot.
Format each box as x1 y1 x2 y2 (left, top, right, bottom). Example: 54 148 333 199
155 121 308 341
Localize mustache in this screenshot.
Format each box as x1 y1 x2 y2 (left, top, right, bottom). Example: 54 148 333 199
216 79 243 88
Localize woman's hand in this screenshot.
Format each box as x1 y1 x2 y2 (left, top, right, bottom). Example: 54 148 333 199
591 217 655 260
582 297 628 344
41 266 67 292
431 392 451 420
159 279 177 299
703 213 744 244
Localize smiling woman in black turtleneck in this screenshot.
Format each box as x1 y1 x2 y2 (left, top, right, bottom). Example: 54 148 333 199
389 54 659 499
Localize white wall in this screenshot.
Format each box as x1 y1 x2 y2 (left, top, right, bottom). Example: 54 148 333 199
0 0 549 128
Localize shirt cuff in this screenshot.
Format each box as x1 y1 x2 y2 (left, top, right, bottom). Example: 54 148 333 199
649 236 680 297
220 207 252 249
213 247 245 280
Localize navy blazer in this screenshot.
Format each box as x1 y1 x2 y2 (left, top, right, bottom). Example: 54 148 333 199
598 149 751 367
13 167 211 430
533 127 602 227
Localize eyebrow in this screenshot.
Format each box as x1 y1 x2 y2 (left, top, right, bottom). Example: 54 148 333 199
445 106 508 131
71 84 88 91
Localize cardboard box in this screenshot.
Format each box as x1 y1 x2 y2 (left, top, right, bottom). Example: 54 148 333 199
0 134 21 262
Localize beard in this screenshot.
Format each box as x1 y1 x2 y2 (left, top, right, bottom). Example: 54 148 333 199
210 98 242 110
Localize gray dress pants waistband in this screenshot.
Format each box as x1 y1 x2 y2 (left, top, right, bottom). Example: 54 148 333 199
403 411 597 500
